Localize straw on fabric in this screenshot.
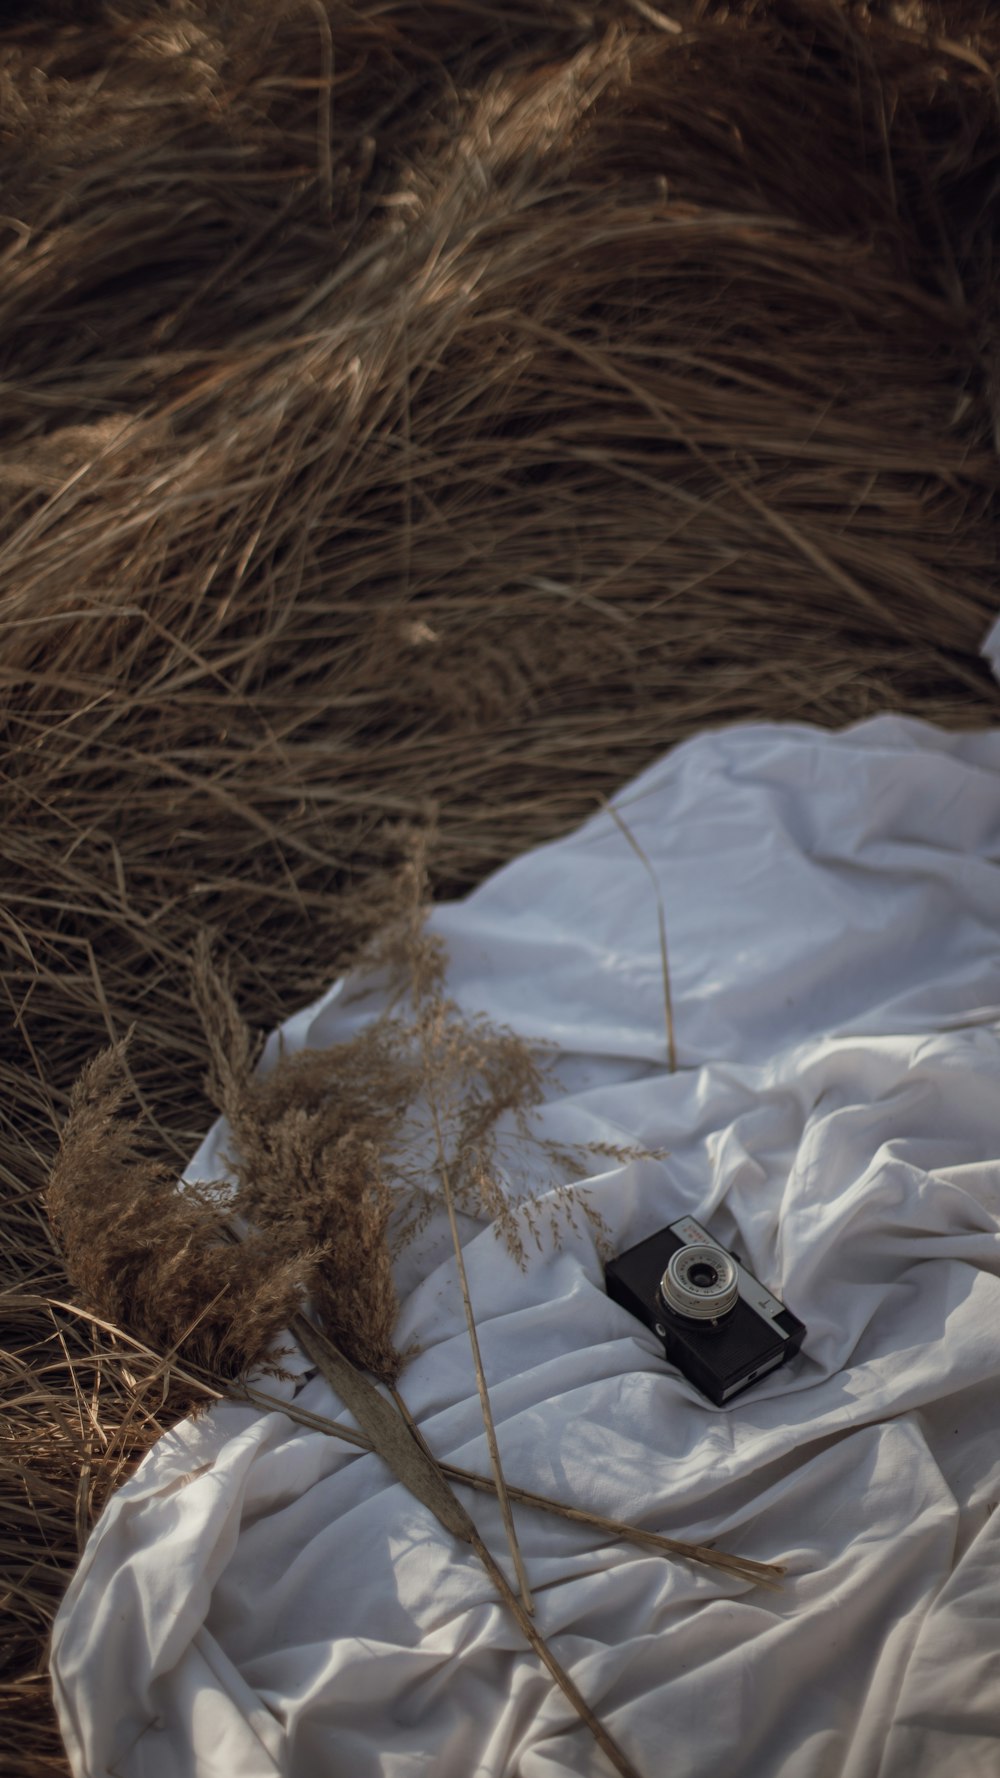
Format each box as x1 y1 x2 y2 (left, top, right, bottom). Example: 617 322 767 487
5 1 1000 1770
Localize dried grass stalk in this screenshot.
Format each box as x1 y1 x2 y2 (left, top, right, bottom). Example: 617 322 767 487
300 1327 644 1778
604 799 678 1071
247 1379 785 1588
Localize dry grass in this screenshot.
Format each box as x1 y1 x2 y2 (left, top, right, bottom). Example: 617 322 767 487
4 0 1000 1768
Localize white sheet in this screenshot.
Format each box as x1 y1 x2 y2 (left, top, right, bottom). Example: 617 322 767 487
51 714 1000 1778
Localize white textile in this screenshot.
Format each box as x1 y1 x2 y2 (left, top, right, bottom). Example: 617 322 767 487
51 716 1000 1778
982 613 1000 684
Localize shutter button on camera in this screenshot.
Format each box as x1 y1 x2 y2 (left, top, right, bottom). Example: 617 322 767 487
660 1244 739 1321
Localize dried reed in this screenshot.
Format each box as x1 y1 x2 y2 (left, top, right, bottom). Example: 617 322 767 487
190 856 625 1614
247 1378 786 1588
5 0 1000 1770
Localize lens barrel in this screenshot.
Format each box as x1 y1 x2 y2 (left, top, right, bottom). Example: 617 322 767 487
660 1243 739 1321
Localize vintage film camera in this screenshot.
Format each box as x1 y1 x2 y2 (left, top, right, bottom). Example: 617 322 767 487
605 1215 805 1406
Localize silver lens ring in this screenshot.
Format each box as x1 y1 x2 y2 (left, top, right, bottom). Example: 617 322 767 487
660 1244 738 1321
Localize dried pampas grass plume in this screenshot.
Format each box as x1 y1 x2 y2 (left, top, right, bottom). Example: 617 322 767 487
189 846 615 1380
193 932 413 1382
45 1043 308 1380
347 832 617 1264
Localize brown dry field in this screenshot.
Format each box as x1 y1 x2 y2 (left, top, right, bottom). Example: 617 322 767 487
4 1 1000 1770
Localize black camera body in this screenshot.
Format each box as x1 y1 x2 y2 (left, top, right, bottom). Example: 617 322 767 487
605 1214 805 1406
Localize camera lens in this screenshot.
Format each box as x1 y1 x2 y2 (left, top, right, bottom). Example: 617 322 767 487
688 1262 718 1289
659 1243 738 1321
